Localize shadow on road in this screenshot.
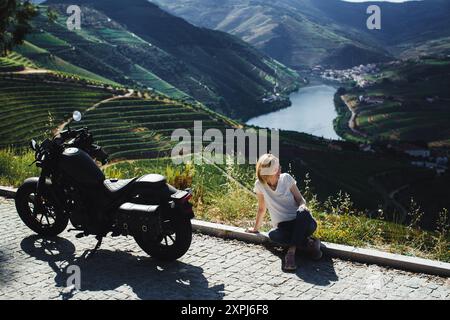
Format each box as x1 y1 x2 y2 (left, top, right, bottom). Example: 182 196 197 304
0 249 8 285
20 235 225 300
265 245 338 286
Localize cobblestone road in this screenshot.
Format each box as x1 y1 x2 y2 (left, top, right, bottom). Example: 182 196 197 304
0 197 449 300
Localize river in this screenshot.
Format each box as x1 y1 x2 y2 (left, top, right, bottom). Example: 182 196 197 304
247 84 341 140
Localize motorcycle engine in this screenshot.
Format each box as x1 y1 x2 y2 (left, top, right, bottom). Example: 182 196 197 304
63 186 88 229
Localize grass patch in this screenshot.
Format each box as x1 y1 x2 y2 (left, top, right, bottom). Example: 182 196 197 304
0 149 40 187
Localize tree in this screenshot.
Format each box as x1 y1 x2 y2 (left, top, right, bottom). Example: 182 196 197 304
336 87 347 95
46 6 58 24
0 0 37 56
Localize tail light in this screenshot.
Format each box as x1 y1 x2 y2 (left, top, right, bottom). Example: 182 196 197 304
180 190 194 218
181 193 192 203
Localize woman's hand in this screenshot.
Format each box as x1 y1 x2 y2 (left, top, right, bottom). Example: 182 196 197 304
247 192 265 234
290 184 307 209
245 227 260 234
298 204 309 211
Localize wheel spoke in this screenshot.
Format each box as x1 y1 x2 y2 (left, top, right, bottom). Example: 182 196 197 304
44 214 51 225
168 235 175 243
28 194 36 215
29 203 37 216
164 236 168 246
47 209 56 219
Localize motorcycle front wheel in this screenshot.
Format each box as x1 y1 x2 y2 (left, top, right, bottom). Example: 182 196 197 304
15 179 69 237
134 216 192 261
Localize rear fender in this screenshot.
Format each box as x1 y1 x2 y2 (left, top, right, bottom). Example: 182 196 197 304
171 189 194 219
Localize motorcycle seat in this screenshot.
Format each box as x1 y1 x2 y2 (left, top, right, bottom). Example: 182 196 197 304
104 178 137 194
104 174 167 197
118 202 160 214
134 174 167 189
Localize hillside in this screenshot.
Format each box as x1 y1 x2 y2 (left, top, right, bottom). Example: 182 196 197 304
0 70 238 154
311 0 450 51
152 0 392 69
27 0 302 121
69 97 237 160
335 57 450 147
13 41 120 86
0 73 113 148
152 0 450 68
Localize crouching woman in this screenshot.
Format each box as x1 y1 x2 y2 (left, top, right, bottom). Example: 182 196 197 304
246 154 322 271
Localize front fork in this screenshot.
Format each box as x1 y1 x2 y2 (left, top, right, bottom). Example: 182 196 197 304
36 171 65 215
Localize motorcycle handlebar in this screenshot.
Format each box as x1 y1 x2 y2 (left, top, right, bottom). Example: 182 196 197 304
59 127 87 141
90 144 109 165
32 127 109 165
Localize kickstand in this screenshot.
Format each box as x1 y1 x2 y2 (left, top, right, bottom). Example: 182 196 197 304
81 236 103 260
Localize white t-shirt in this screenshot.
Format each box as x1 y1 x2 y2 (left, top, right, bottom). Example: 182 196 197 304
254 173 299 228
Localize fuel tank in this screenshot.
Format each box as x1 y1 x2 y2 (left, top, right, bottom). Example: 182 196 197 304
58 147 105 185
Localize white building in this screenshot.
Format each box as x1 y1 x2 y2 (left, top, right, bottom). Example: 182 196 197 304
405 149 431 158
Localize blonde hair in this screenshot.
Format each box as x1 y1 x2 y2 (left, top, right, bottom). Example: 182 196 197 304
256 154 280 184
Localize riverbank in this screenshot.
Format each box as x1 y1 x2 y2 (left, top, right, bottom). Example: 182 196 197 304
333 90 367 143
247 84 341 140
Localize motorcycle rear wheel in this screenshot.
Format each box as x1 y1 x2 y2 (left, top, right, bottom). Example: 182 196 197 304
15 179 69 237
134 216 192 261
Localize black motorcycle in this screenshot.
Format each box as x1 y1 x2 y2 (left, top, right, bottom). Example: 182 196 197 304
15 114 194 261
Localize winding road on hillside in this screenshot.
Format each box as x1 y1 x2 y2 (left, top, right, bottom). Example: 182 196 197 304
11 68 49 75
54 89 135 136
368 171 409 222
340 95 368 138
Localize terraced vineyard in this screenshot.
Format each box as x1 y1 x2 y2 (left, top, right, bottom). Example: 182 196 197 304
0 75 112 148
22 9 197 100
3 52 36 69
0 57 25 72
14 41 119 86
0 70 237 160
338 58 450 146
69 97 237 160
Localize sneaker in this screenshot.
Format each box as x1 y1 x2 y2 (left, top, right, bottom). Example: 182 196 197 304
306 237 323 260
282 251 297 272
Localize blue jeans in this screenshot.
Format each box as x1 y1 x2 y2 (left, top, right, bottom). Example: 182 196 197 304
268 208 317 248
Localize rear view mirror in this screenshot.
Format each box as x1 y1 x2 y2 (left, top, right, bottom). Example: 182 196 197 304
30 139 37 151
73 110 82 122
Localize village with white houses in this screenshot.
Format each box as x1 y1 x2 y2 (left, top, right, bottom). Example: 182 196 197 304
357 142 449 176
317 63 380 88
395 144 448 176
327 140 449 176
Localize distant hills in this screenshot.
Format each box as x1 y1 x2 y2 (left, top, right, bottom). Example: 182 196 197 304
152 0 450 68
24 0 301 121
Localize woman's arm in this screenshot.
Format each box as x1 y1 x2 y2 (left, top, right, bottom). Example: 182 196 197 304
290 184 307 209
246 192 266 233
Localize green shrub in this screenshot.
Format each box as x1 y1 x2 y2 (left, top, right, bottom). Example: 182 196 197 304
0 148 40 187
165 162 195 190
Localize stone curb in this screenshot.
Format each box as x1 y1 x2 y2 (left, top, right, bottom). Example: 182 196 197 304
191 220 450 277
1 186 449 277
0 186 17 199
